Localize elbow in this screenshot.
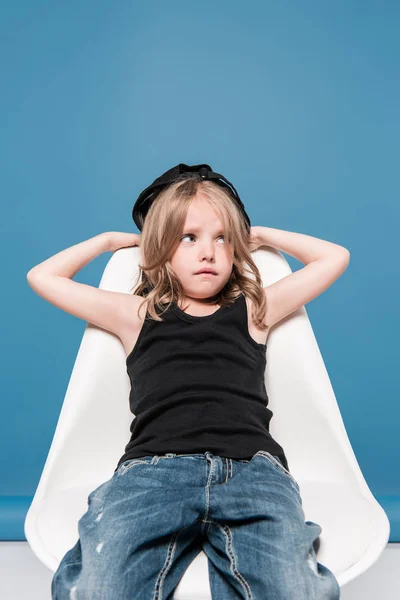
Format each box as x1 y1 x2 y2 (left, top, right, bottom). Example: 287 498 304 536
337 249 351 273
27 268 39 282
335 247 350 264
27 266 46 280
342 248 351 263
27 268 48 288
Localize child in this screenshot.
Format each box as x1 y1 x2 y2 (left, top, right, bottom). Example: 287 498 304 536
28 165 347 599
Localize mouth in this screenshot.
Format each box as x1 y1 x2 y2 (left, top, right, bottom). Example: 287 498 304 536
195 270 217 275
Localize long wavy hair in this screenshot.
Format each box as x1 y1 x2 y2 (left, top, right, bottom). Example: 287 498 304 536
130 171 268 331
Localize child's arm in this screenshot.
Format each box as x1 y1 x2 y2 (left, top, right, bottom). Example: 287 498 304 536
252 226 350 330
26 232 139 339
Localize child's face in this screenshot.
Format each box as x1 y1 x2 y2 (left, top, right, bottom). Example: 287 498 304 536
169 196 233 301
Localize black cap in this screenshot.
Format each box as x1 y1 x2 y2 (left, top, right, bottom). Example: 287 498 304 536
132 163 251 233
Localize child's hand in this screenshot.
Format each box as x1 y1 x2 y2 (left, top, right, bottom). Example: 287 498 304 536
249 226 263 252
107 232 141 253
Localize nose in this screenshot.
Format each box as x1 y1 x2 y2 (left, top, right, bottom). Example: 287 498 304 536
198 240 215 261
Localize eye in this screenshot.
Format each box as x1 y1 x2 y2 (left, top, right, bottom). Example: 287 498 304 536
181 234 225 243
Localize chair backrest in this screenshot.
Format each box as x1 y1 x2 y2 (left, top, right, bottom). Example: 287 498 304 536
25 246 387 574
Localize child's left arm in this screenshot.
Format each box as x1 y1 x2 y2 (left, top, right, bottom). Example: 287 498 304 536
250 226 350 329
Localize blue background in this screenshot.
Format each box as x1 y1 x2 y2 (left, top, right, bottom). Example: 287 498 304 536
1 0 399 540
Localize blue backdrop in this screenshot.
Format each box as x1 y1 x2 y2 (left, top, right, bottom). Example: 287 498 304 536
1 0 399 541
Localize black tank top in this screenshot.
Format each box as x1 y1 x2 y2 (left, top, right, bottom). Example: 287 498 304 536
115 291 289 472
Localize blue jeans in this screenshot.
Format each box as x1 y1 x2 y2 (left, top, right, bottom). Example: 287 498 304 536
51 450 340 599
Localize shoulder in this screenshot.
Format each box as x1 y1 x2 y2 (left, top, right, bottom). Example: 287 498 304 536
124 294 170 328
242 292 270 344
116 294 148 336
127 294 149 326
242 293 257 319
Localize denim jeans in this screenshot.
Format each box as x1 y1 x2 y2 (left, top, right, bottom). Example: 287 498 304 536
51 450 340 599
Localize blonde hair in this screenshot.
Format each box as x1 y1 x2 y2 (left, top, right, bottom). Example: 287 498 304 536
130 172 268 331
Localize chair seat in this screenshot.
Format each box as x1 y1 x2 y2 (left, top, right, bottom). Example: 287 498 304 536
298 481 375 576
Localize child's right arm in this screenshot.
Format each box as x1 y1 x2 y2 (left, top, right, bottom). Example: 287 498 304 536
27 232 140 340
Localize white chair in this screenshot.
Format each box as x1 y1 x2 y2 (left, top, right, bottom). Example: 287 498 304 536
25 246 390 598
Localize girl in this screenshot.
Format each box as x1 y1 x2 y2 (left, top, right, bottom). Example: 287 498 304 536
28 167 348 599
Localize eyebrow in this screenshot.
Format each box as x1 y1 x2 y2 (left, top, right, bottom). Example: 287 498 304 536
183 226 224 233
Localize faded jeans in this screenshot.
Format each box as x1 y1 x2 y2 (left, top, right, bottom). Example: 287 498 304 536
51 450 340 599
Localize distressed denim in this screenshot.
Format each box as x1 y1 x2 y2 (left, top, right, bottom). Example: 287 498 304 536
51 450 340 599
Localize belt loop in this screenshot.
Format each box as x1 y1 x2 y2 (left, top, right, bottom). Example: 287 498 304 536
205 451 214 465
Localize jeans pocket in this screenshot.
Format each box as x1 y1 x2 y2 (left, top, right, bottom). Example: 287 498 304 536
117 457 153 476
256 451 300 491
